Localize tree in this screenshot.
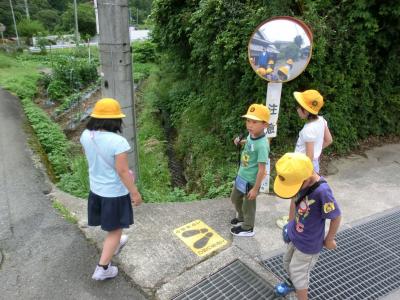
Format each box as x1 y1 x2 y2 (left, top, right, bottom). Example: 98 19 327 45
294 35 303 48
60 2 96 37
129 0 153 25
36 9 59 32
17 19 46 45
47 0 70 12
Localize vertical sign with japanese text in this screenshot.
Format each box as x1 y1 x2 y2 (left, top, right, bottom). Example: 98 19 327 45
265 82 282 138
260 82 283 193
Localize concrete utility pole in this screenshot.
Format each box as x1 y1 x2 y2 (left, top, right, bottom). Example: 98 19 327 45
93 0 99 34
9 0 20 47
73 0 79 45
23 0 30 20
97 0 139 179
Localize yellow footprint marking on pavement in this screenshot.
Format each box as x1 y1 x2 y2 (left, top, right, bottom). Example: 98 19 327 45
193 232 214 249
173 220 228 257
182 228 208 237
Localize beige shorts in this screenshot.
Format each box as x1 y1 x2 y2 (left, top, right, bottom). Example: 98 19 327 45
283 242 319 290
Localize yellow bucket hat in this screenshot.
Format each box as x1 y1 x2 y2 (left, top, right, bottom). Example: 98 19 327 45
91 98 126 119
274 153 313 199
256 67 267 76
242 103 270 123
293 89 324 115
278 66 289 76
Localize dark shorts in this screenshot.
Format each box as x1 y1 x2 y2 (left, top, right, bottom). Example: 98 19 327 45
88 191 134 231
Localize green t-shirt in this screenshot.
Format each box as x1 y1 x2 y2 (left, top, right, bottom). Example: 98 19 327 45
238 134 269 185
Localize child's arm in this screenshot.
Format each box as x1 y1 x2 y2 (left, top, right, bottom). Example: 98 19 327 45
322 123 333 149
288 198 296 221
324 215 342 249
115 152 142 206
247 162 266 200
305 142 315 161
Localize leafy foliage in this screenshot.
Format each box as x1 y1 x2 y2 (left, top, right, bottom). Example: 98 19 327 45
59 2 96 37
151 0 400 195
46 54 98 101
58 155 90 198
21 97 71 177
132 40 156 63
17 19 46 45
129 0 153 25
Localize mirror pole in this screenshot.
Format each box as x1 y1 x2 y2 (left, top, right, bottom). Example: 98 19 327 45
260 82 283 193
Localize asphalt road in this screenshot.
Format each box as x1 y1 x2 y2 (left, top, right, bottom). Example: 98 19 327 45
0 88 146 300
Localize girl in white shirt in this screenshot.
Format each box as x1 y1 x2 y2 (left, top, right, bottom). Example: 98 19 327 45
293 90 333 172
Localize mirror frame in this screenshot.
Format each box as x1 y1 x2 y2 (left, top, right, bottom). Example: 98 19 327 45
248 16 313 83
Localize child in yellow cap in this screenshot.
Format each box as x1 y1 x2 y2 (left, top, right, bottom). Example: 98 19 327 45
230 104 270 237
80 98 142 280
276 90 333 230
273 153 341 299
294 89 332 173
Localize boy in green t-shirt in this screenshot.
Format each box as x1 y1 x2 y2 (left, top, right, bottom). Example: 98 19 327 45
230 104 270 237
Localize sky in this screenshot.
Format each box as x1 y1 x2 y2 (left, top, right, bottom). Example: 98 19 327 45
259 19 311 46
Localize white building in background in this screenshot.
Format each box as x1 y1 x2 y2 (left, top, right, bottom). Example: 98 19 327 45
29 28 150 53
129 27 150 41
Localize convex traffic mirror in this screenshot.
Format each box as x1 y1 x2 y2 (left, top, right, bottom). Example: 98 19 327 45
248 16 313 83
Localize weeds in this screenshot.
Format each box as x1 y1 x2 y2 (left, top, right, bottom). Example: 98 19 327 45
52 199 78 224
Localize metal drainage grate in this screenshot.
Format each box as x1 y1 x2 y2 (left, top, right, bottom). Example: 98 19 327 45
263 210 400 300
173 259 276 300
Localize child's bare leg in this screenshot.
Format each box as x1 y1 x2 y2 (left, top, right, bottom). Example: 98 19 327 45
99 228 122 265
296 289 308 300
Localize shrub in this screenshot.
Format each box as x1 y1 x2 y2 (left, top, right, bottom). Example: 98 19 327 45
133 41 156 63
47 79 71 101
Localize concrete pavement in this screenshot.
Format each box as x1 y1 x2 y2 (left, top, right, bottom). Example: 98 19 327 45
52 143 400 299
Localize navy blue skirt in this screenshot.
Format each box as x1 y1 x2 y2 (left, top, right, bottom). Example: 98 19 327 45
88 191 134 231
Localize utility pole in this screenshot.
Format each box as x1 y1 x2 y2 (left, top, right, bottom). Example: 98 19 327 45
23 0 30 20
73 0 79 45
97 0 139 179
93 0 99 34
9 0 20 47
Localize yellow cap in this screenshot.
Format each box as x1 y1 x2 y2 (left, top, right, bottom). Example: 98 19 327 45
278 66 289 76
256 67 267 76
268 60 274 65
91 98 126 119
242 103 270 123
274 153 313 199
293 89 324 115
266 67 273 74
286 59 294 65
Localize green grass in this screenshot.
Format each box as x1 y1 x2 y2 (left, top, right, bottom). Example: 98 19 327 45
136 72 173 201
52 199 78 224
134 62 157 81
58 155 90 199
136 70 199 202
0 51 203 202
0 52 42 99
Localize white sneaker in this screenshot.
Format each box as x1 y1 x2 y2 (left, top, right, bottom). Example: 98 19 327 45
114 234 128 255
230 226 255 237
92 263 118 280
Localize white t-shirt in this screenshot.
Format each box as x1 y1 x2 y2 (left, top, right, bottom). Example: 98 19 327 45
295 116 327 160
80 129 131 197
